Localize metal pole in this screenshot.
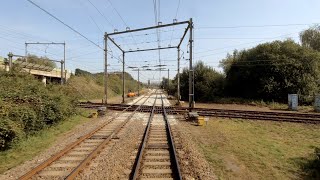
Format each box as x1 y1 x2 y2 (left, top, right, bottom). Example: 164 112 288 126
8 52 13 71
189 18 194 111
167 69 169 90
63 42 66 84
122 52 125 103
60 61 64 85
25 43 28 62
177 48 180 104
138 68 140 96
104 33 108 110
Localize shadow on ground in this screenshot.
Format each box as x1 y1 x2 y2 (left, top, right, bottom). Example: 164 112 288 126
291 148 320 180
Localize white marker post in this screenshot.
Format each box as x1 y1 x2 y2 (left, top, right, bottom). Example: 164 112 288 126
205 117 209 126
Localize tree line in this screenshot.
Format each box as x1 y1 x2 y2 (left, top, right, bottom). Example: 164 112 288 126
163 25 320 104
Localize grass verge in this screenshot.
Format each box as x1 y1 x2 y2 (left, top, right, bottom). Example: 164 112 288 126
184 118 320 179
0 109 95 173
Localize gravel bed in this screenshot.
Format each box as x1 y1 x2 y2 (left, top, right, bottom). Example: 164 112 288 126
76 112 146 179
171 116 217 180
0 111 117 180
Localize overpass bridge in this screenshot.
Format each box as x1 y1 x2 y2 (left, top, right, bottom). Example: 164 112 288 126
0 56 71 85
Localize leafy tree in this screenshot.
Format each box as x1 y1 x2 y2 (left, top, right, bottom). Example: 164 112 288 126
170 61 225 102
221 39 320 103
300 25 320 51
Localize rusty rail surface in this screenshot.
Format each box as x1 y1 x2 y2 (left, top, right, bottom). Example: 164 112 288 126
79 103 320 124
19 92 153 180
131 94 182 180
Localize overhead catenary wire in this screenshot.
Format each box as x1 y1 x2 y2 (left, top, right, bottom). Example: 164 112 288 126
27 0 102 50
196 23 317 29
169 0 181 45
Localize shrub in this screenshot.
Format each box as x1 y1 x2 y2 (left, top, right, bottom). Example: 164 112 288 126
0 70 77 150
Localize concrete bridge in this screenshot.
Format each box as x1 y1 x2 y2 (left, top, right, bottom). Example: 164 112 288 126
0 56 71 85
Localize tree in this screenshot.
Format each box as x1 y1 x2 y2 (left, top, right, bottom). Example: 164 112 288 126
221 39 320 103
177 61 225 102
300 25 320 51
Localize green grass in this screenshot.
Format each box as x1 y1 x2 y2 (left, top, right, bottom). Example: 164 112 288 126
186 119 320 179
0 109 95 173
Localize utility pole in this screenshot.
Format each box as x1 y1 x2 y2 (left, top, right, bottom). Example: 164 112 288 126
8 52 13 71
104 33 108 110
167 68 170 90
60 61 64 85
138 68 140 96
177 48 180 104
189 18 194 110
63 42 66 84
25 42 28 62
122 52 125 103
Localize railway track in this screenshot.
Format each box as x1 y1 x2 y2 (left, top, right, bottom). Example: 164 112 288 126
79 103 320 124
130 94 181 180
19 92 154 180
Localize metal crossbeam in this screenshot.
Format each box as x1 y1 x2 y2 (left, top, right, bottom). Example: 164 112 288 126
104 19 194 110
108 21 189 36
125 46 177 53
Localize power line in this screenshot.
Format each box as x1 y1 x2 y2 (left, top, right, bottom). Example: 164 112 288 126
195 32 298 57
26 0 102 50
197 23 316 29
169 0 180 45
79 0 103 34
86 0 115 29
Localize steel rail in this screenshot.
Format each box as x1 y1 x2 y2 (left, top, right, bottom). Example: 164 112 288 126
65 93 152 179
19 92 153 180
90 103 320 124
131 92 182 179
161 95 182 180
131 92 158 180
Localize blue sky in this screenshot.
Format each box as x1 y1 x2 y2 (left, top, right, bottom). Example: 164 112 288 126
0 0 320 83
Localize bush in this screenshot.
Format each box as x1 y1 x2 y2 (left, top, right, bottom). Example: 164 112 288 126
0 117 22 150
221 39 320 103
0 70 77 150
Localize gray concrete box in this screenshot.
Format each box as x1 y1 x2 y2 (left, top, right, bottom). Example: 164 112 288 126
288 94 298 111
314 95 320 112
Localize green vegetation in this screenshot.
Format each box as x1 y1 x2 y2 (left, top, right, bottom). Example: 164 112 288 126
164 26 320 104
222 39 320 103
17 54 57 68
71 68 142 100
0 70 77 150
0 66 143 172
184 119 320 179
0 109 95 173
300 25 320 51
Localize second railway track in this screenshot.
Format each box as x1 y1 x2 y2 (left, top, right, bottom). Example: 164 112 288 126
19 92 154 180
79 103 320 124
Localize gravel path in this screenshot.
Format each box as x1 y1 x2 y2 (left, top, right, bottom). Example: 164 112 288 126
0 112 117 180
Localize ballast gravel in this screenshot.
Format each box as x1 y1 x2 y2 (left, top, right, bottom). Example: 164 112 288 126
0 112 117 180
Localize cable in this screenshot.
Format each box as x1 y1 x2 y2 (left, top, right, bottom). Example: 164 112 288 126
195 32 298 57
79 0 103 34
27 0 102 50
169 0 180 45
196 23 315 29
86 0 115 29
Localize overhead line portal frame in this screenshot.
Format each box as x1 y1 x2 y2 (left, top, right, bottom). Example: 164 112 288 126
104 18 194 111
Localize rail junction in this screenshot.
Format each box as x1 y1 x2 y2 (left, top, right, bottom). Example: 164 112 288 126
79 102 320 124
